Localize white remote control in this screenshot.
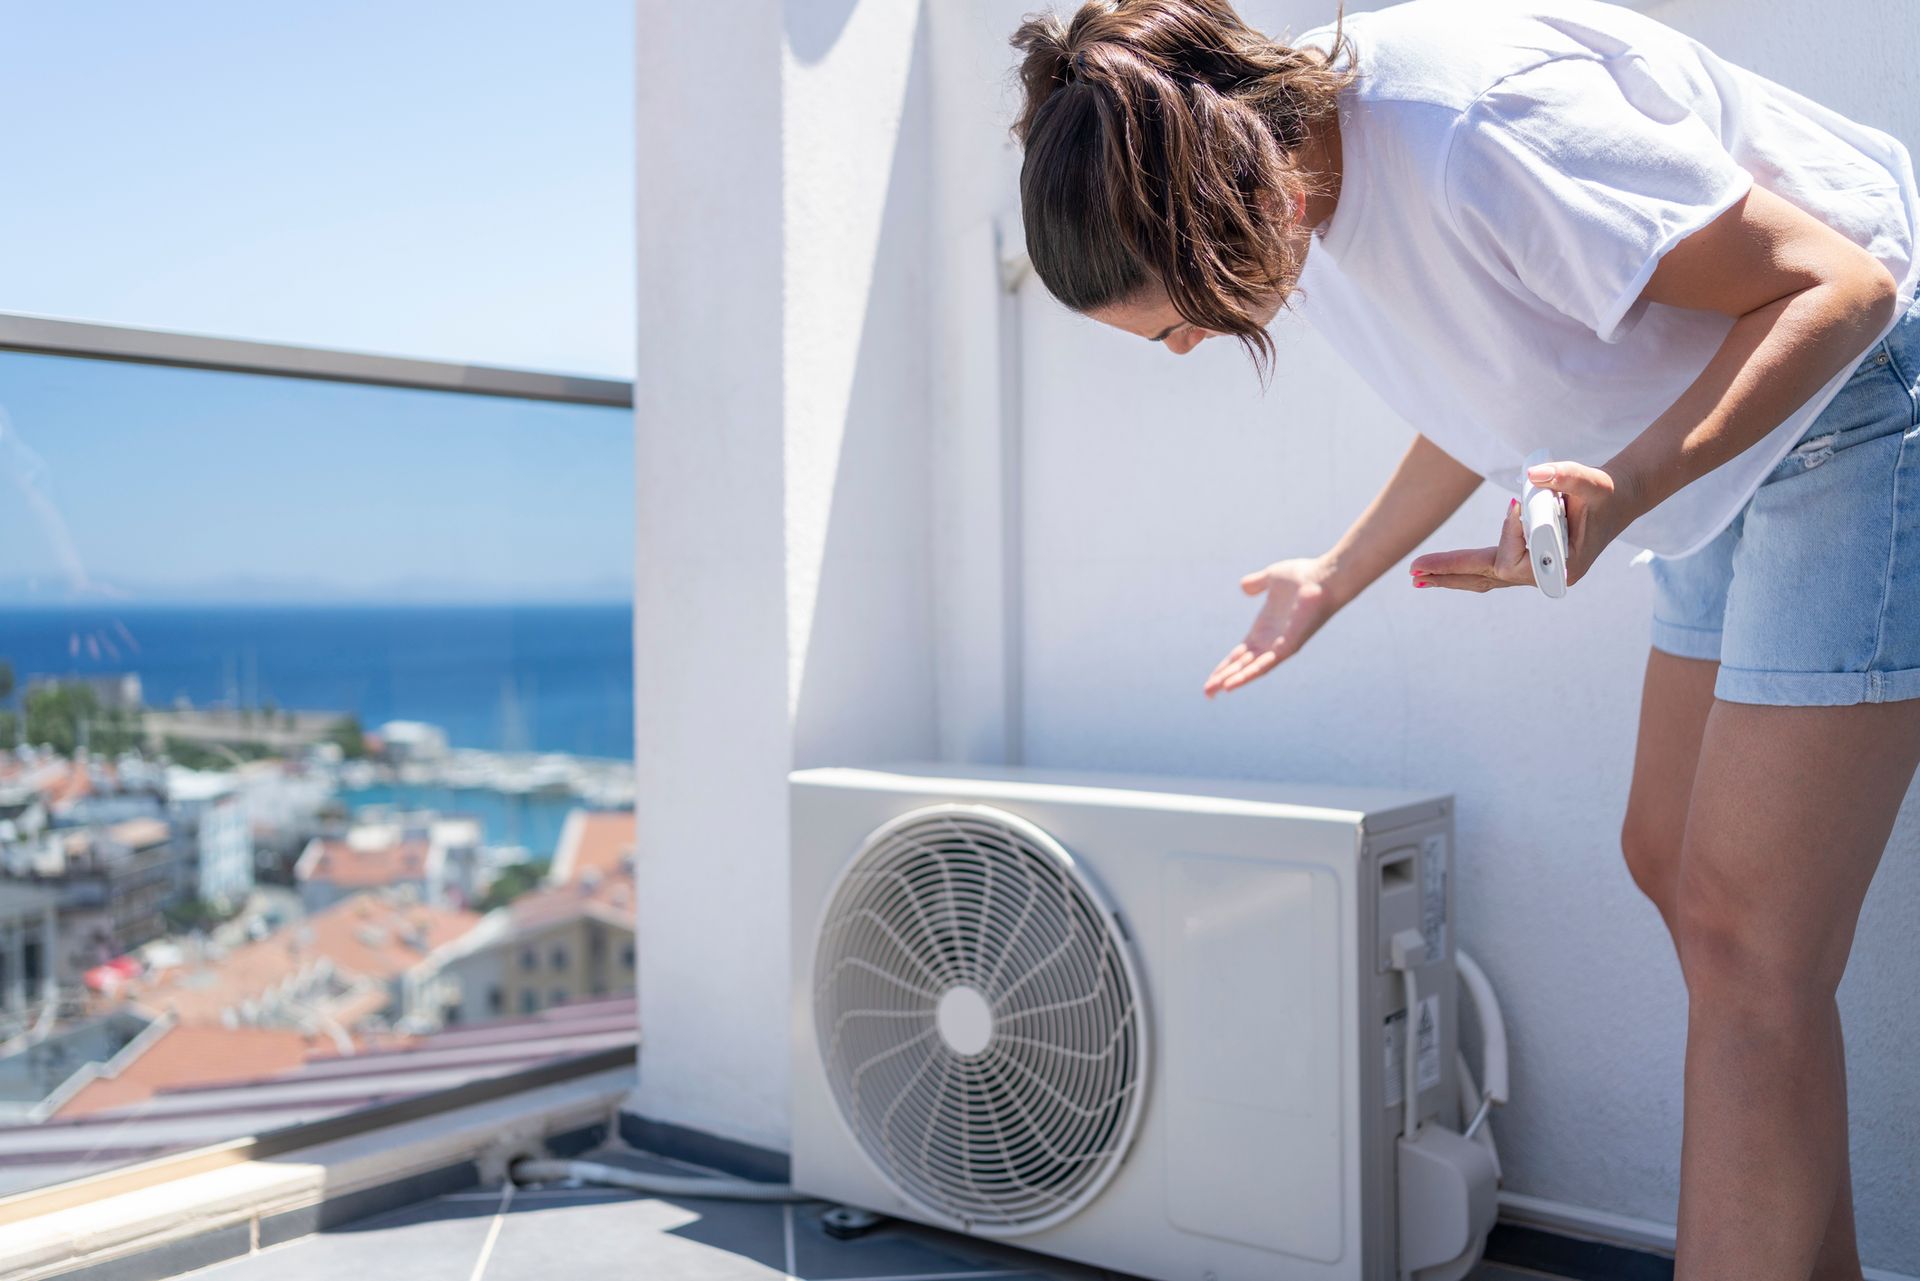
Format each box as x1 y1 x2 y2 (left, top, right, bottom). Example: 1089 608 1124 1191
1521 449 1569 599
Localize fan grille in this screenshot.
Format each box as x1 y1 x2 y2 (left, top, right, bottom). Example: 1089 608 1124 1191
812 803 1147 1235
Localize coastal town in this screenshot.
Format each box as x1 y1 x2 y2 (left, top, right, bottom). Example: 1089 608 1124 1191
0 667 638 1192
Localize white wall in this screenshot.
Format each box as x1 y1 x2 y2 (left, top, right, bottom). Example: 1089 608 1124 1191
635 0 1920 1272
630 0 938 1150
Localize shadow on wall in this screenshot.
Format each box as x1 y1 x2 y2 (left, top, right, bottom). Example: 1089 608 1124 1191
792 3 941 769
787 0 862 65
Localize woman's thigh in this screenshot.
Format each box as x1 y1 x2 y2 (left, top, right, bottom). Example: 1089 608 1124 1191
1676 698 1920 990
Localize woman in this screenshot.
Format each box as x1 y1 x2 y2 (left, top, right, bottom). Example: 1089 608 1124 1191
1010 1 1918 1277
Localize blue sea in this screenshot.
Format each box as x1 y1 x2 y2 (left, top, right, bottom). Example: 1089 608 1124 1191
0 603 634 760
338 782 582 857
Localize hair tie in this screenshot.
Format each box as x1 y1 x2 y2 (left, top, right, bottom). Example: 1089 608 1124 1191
1069 49 1088 82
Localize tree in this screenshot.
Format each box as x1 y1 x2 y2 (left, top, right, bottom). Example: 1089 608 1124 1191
99 705 143 756
0 659 14 704
479 861 551 912
325 715 368 760
0 711 17 749
24 683 145 756
25 683 94 755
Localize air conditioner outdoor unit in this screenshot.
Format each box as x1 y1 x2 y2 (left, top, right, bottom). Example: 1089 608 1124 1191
790 761 1502 1281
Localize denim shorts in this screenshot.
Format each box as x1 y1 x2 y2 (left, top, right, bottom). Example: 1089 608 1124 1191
1649 293 1920 705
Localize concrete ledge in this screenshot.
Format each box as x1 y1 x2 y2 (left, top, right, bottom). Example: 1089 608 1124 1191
5 1066 633 1281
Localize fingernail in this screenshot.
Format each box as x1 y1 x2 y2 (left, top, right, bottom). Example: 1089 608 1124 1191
1415 581 1429 588
1510 498 1518 511
1527 465 1554 483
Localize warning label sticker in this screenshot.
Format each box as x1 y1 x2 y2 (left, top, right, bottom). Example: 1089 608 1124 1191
1420 832 1448 964
1383 993 1442 1108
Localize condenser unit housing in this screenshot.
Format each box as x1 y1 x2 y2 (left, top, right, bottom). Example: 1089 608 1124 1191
790 761 1481 1281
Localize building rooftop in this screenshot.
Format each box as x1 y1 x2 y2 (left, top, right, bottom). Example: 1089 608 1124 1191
122 891 479 1025
508 873 633 933
550 809 634 885
54 1024 317 1119
0 996 637 1196
296 835 432 888
104 817 171 850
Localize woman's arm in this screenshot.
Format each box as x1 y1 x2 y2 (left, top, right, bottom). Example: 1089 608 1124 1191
1414 185 1901 591
1320 432 1484 606
1604 185 1900 521
1205 433 1480 695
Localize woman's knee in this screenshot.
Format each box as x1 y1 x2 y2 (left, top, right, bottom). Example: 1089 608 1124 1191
1619 812 1679 917
1674 857 1844 1016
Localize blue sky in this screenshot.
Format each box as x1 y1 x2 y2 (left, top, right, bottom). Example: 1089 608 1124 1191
0 3 634 602
0 353 633 603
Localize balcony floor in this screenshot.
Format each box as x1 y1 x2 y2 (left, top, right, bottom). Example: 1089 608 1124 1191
179 1146 1603 1281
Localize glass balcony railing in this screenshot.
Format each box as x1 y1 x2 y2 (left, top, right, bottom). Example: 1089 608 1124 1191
0 327 637 1201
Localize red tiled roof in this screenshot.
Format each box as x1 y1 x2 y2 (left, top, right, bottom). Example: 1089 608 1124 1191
54 1025 317 1119
0 997 637 1187
105 817 170 850
125 892 480 1026
552 810 634 886
301 837 431 888
509 872 634 934
37 763 92 808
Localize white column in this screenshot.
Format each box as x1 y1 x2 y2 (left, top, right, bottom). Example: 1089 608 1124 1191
629 0 937 1155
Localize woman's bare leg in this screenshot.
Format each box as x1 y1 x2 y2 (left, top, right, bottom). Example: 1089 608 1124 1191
1620 650 1719 935
1670 699 1920 1281
1620 651 1865 1280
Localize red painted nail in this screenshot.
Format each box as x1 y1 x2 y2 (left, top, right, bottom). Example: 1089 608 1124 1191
1415 581 1429 588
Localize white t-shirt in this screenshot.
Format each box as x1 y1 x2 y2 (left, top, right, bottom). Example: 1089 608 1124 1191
1292 0 1919 558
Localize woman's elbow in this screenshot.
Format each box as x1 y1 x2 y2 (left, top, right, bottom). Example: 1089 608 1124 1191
1845 255 1900 332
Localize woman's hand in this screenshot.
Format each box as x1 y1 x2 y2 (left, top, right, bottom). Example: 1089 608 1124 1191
1407 460 1635 592
1203 557 1342 697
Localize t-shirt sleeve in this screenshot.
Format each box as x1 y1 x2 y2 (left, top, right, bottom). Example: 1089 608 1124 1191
1442 53 1754 343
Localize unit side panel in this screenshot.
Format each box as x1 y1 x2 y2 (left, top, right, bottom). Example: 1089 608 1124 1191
1160 852 1346 1262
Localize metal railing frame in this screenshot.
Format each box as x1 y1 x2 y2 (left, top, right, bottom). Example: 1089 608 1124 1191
0 311 633 408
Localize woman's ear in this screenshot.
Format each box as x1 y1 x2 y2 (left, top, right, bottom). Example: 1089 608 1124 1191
1255 185 1307 227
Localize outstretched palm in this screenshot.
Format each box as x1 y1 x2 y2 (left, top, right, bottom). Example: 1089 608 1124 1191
1204 558 1337 697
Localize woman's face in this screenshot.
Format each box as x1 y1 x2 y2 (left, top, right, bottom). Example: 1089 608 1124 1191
1087 281 1285 356
1084 191 1310 355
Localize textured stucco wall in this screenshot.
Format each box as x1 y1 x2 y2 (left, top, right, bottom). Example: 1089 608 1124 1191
636 0 1919 1271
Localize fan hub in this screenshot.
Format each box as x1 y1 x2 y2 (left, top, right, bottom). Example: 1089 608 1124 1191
935 983 994 1056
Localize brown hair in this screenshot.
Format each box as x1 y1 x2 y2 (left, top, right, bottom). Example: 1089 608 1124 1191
1010 0 1352 374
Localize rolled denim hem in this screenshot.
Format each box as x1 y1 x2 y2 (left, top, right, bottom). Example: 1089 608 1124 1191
1713 664 1920 706
1650 618 1723 662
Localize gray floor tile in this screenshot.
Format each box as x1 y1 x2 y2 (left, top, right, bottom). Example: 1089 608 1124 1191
786 1201 1017 1279
190 1193 504 1280
483 1190 789 1280
552 1145 1147 1280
